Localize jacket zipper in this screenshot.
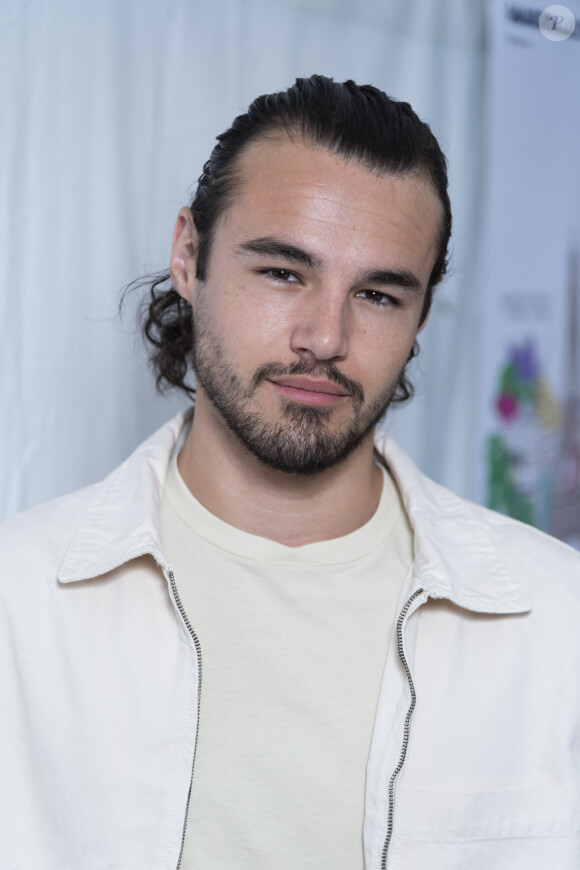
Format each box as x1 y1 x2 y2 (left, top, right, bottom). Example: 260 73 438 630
168 569 203 870
380 587 424 870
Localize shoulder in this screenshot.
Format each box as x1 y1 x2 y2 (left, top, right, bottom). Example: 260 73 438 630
0 481 96 544
0 485 96 598
469 498 580 596
375 431 580 610
422 476 580 613
1 485 94 537
0 410 190 595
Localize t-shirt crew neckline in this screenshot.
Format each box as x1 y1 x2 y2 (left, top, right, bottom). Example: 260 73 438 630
164 453 402 567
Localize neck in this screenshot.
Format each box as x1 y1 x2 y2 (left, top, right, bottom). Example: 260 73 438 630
177 399 384 547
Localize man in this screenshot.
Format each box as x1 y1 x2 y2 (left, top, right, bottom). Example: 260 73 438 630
1 76 579 869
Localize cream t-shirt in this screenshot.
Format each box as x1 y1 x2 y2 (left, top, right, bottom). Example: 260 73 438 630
160 455 413 869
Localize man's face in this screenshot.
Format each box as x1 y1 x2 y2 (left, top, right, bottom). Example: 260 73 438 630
175 136 443 475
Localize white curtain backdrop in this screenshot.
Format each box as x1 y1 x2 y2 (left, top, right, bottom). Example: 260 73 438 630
0 0 485 521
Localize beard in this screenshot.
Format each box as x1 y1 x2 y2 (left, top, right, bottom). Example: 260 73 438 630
191 309 400 476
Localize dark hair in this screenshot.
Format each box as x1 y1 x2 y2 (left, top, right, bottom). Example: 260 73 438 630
134 74 452 403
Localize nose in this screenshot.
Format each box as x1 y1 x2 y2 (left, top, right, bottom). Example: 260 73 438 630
289 287 350 362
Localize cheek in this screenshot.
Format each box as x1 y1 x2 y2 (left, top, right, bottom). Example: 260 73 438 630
354 319 418 385
232 286 298 350
201 282 289 365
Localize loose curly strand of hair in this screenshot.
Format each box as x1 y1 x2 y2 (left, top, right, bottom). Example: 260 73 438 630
122 270 196 399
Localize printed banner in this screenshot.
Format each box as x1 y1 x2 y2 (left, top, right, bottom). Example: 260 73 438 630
477 1 580 548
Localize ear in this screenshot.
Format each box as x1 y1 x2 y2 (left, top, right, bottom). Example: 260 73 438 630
416 288 432 333
417 307 431 334
170 207 198 304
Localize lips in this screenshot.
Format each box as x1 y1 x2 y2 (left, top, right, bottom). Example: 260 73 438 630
266 376 350 408
268 376 349 396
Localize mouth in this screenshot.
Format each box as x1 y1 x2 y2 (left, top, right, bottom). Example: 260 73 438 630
267 376 349 407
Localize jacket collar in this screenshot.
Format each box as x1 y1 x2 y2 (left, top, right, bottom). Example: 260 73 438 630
374 432 531 614
59 410 531 615
58 410 191 584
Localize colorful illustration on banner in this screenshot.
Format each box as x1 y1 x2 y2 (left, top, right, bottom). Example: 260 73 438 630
487 251 580 546
487 338 562 529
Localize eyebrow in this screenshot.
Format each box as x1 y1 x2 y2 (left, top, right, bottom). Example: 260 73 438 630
359 269 423 294
236 236 423 293
235 237 323 270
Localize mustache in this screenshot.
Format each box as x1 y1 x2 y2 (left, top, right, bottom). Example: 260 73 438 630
250 360 365 404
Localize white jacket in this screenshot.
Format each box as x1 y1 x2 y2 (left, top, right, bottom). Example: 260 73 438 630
1 409 579 870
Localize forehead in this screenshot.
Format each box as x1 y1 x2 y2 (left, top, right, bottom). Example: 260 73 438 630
219 135 443 281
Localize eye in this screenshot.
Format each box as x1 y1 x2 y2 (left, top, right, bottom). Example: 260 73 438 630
356 289 400 307
259 268 301 285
